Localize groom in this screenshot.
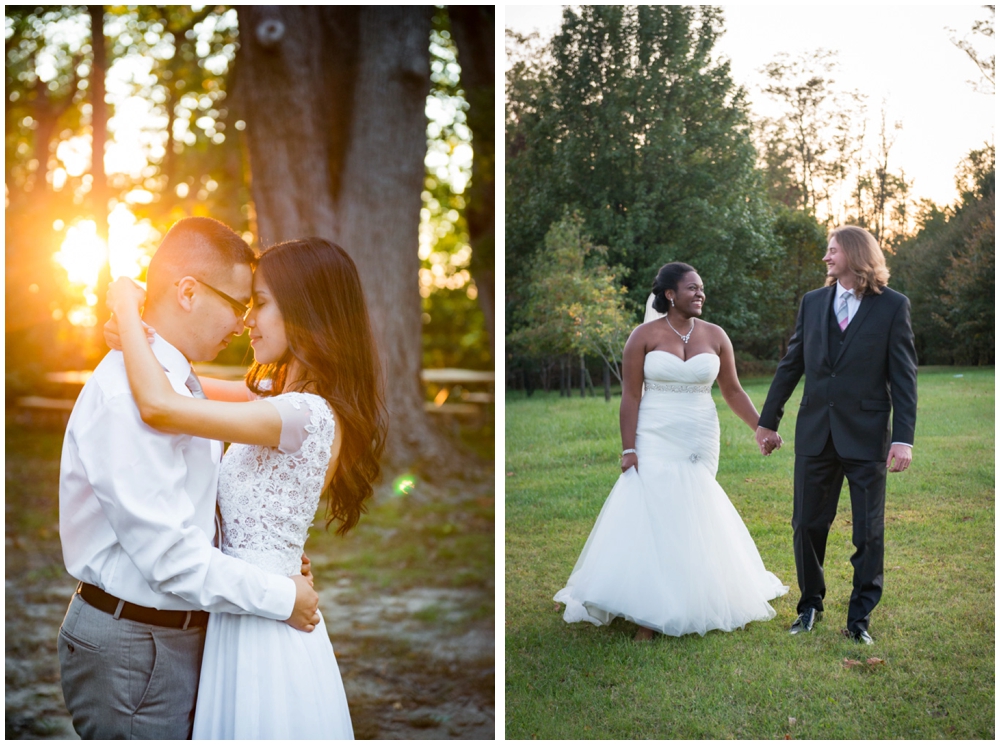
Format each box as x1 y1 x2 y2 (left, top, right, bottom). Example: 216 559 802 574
58 217 320 738
755 225 917 645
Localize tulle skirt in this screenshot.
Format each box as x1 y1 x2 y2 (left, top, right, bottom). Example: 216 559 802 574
554 388 788 637
192 610 353 739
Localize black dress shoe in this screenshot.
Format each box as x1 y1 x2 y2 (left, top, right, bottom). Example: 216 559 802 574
844 628 873 645
789 608 820 634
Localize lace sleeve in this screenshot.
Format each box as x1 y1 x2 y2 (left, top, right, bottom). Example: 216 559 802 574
264 397 313 454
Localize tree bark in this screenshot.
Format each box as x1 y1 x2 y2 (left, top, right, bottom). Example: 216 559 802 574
447 7 494 355
603 360 611 402
235 6 454 470
88 5 111 329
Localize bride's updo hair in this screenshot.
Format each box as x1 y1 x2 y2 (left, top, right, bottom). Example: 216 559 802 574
651 262 696 313
246 237 387 535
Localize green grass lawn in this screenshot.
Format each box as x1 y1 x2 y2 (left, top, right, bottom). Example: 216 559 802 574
505 367 994 739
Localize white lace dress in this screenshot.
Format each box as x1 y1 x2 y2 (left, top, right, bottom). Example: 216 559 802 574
192 392 353 739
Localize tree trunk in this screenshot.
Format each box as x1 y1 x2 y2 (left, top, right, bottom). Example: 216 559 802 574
579 354 586 398
603 360 611 402
88 5 111 328
235 6 453 470
447 7 494 356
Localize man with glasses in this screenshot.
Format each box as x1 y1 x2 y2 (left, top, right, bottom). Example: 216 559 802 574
57 217 320 738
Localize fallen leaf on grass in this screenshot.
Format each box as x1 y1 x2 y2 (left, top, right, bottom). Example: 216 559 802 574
866 657 885 666
553 602 561 612
788 717 797 726
842 658 863 669
784 735 792 740
506 472 514 476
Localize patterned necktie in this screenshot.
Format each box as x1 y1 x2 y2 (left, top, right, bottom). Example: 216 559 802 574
184 366 219 545
185 369 207 399
836 290 852 331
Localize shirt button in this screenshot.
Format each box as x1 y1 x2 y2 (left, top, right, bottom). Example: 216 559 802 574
829 402 835 407
831 373 836 377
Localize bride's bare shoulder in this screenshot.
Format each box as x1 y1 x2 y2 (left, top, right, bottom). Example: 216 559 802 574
695 319 732 349
627 320 659 344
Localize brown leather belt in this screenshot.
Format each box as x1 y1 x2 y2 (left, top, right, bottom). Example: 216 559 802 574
78 583 209 630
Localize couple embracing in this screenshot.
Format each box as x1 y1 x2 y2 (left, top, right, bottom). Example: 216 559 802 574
57 217 386 738
555 225 917 645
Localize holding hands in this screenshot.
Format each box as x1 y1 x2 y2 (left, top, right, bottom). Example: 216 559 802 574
755 426 782 456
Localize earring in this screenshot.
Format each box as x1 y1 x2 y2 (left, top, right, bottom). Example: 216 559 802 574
670 298 675 307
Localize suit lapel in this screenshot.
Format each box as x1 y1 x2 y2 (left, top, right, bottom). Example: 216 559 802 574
834 290 877 365
819 284 835 367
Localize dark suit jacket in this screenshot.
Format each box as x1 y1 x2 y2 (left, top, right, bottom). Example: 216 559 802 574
758 284 918 461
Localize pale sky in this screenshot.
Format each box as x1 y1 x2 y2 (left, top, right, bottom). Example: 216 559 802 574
504 4 996 210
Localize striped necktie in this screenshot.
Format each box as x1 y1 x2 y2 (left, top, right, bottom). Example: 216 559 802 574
836 290 852 331
183 367 220 544
185 369 207 399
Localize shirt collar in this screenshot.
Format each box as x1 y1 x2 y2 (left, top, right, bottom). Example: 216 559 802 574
150 333 192 378
836 280 857 300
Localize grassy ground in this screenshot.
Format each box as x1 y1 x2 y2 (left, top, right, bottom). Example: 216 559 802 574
5 419 494 740
505 367 994 739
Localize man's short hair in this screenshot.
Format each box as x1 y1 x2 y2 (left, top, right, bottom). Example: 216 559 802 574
146 218 254 301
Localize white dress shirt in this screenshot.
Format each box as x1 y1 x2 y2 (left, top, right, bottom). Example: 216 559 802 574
832 280 862 325
832 281 912 450
59 335 296 617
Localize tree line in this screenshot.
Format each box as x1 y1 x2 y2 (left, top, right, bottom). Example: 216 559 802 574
505 6 994 394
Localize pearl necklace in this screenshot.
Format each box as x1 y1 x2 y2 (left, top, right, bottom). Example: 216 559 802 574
666 316 695 344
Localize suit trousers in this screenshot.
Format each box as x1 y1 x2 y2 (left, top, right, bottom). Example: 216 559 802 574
792 434 887 632
57 592 206 739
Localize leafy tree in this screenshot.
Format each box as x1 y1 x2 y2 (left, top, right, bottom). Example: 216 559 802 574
507 213 631 384
418 8 490 372
948 5 995 94
890 145 995 364
740 205 828 361
755 50 865 218
448 6 495 352
506 6 776 341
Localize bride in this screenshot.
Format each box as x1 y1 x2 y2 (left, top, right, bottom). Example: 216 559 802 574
107 237 386 737
554 262 788 641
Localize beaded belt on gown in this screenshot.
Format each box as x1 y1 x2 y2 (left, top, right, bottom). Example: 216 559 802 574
644 381 712 393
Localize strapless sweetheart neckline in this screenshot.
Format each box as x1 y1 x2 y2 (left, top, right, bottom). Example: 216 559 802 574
647 350 718 363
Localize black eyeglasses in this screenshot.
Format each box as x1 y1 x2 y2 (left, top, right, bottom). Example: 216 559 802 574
177 278 250 319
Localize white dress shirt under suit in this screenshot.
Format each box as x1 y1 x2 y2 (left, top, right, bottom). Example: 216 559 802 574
59 335 295 618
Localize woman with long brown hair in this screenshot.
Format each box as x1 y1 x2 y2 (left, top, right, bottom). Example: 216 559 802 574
107 236 387 738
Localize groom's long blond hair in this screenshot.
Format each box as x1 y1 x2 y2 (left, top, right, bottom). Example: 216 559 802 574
826 225 890 296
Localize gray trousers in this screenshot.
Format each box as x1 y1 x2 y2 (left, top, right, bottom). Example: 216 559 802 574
58 592 206 739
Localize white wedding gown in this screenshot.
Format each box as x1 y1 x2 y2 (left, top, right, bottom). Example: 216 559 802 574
192 392 353 739
554 352 788 637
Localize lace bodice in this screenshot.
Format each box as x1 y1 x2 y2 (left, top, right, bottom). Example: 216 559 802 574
217 392 335 575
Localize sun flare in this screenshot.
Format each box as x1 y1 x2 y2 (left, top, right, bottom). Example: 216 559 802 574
52 205 159 326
